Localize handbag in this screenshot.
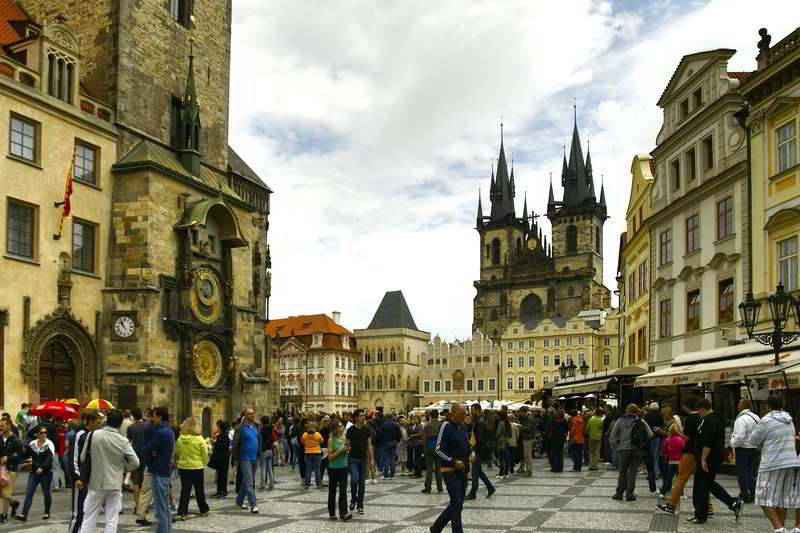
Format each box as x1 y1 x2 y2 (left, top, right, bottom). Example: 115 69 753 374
79 431 94 485
0 464 9 486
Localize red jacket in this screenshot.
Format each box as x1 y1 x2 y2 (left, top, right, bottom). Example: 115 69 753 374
569 416 585 445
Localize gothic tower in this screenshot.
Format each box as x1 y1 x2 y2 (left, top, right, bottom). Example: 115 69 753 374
547 112 608 286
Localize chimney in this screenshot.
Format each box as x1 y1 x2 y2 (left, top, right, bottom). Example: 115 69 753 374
332 311 341 325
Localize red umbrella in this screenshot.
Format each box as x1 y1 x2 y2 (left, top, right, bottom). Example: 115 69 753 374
30 401 79 420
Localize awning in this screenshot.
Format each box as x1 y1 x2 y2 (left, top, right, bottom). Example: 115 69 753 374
749 360 800 390
635 350 797 388
552 366 646 396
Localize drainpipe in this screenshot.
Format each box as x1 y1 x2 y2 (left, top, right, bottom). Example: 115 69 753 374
734 103 752 296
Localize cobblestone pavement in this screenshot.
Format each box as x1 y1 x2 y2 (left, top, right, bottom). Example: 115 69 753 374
0 461 771 532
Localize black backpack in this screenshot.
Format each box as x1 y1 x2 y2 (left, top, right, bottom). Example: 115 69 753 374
630 419 649 450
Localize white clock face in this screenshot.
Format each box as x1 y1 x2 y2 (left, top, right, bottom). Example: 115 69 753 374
114 316 135 338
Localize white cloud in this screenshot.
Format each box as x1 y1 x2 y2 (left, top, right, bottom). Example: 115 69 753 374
229 0 800 340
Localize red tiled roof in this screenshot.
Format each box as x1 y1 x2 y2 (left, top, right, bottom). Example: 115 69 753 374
728 71 755 83
266 314 354 339
0 0 28 45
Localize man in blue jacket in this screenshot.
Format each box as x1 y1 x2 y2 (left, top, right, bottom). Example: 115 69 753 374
377 414 401 480
431 403 470 533
138 407 175 533
232 408 260 513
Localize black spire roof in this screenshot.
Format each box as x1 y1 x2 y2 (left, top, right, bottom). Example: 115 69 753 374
367 290 419 330
558 111 598 211
488 126 515 221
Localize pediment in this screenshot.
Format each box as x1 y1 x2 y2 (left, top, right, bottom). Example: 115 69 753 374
764 97 800 121
657 49 735 106
707 252 740 269
765 207 800 231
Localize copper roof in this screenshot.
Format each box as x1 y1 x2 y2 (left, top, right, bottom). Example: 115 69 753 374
0 0 27 45
267 314 354 339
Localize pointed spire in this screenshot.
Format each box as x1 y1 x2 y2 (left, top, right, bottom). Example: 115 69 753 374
491 119 514 220
522 191 528 231
548 172 555 207
599 175 606 207
477 189 483 221
585 139 593 175
178 37 202 174
490 164 496 198
510 165 516 199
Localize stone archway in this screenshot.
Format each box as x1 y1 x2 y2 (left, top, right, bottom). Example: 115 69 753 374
23 307 98 403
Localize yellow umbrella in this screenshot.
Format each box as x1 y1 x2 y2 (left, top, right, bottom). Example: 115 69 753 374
63 398 81 406
85 399 114 410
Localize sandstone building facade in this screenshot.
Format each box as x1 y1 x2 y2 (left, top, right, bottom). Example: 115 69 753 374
0 0 273 428
270 314 359 414
355 291 429 414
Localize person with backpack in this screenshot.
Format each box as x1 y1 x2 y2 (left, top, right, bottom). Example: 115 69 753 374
609 403 653 501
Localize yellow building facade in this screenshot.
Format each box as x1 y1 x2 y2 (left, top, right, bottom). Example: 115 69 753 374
620 155 656 370
743 27 800 315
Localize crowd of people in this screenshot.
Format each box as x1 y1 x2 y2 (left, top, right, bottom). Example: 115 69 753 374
1 396 800 532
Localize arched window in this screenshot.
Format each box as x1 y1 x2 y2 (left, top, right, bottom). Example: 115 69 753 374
491 238 501 265
595 226 601 254
603 352 611 366
390 348 396 362
520 293 544 329
364 350 371 363
377 350 384 362
566 225 578 253
377 376 383 389
364 376 370 389
389 375 396 389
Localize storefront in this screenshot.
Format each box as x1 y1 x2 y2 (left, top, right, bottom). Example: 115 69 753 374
550 366 646 410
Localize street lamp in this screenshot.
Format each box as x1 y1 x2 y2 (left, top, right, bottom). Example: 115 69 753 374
559 360 577 379
739 283 800 366
579 360 589 376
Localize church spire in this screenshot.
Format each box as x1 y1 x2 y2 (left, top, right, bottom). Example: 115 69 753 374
599 175 606 207
178 38 202 175
522 191 528 232
547 172 556 214
489 120 515 221
477 189 483 223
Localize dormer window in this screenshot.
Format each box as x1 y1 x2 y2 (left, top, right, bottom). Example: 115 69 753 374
47 53 75 103
312 333 322 347
692 88 702 110
341 335 350 349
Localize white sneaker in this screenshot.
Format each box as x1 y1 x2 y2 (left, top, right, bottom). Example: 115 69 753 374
251 506 259 514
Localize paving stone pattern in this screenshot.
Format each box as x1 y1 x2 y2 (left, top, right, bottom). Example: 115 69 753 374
0 461 769 532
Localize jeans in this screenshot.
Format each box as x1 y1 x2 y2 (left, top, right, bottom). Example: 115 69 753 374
569 443 584 471
424 447 442 491
236 459 257 508
660 463 679 495
649 437 662 480
734 448 759 501
642 446 657 492
305 454 322 487
348 458 366 509
431 471 467 533
153 474 172 533
20 471 52 517
59 455 71 488
177 469 209 516
692 463 736 523
381 443 397 478
498 446 509 475
259 450 275 489
468 452 494 495
327 467 348 518
615 450 643 499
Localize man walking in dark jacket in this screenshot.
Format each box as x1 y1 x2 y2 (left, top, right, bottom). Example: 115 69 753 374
126 408 150 524
0 418 22 523
431 403 470 533
422 410 443 493
377 415 401 480
465 404 495 500
139 407 175 533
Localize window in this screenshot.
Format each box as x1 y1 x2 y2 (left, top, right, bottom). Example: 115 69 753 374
566 337 572 346
604 337 610 346
578 336 585 345
518 357 524 367
423 381 430 393
639 261 648 295
312 333 322 347
603 352 610 366
692 87 702 110
719 278 734 324
466 379 473 392
543 376 549 385
628 272 636 302
717 196 733 240
778 237 798 291
670 159 680 191
528 376 536 390
686 214 699 254
637 328 647 362
507 377 513 390
778 121 797 172
168 0 192 26
488 378 496 391
553 354 560 366
553 376 559 383
335 382 340 395
518 376 524 390
434 380 441 393
578 353 585 366
507 342 512 349
73 141 99 185
335 356 340 369
477 379 485 391
702 135 714 170
596 226 601 254
528 340 534 348
543 339 549 347
685 148 696 181
377 350 383 362
491 238 501 265
543 355 549 366
444 379 451 392
9 115 37 162
364 350 371 363
687 290 701 332
377 376 383 390
553 338 560 347
660 299 672 337
507 357 513 368
679 98 689 120
660 229 673 265
528 356 534 367
628 334 636 366
566 225 577 253
7 200 35 259
390 348 396 362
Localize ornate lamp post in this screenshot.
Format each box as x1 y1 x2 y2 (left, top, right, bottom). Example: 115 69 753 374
739 283 800 367
579 360 590 377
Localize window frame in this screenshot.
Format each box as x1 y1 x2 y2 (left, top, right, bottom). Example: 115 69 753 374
687 289 701 332
660 298 672 337
685 147 697 182
660 228 673 265
778 236 799 291
9 113 39 164
6 198 37 260
686 213 700 254
716 196 734 241
718 278 735 325
777 120 797 173
73 140 99 186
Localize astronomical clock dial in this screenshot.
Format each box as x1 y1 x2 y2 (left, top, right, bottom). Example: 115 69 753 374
191 267 222 324
192 340 223 389
113 315 135 339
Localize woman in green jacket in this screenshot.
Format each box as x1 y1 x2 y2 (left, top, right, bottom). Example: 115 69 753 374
175 417 210 520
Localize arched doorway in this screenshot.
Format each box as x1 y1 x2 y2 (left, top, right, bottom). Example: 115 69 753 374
374 398 384 414
38 339 75 401
202 407 212 438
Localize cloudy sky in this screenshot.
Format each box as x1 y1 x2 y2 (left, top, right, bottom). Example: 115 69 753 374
228 0 799 340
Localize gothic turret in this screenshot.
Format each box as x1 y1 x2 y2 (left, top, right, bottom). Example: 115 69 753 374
178 40 202 175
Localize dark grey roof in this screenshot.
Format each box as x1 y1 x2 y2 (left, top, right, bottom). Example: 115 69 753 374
227 146 272 192
489 138 515 221
367 291 419 330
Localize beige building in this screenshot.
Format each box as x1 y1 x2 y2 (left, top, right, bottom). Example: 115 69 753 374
418 331 502 406
619 155 656 370
355 291 429 414
648 49 749 369
0 1 274 430
270 313 359 413
500 310 620 402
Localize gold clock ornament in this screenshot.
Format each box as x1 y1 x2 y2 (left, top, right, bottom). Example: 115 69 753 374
192 340 223 388
527 236 539 251
191 267 222 323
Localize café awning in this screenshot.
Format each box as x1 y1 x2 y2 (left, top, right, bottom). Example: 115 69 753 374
635 349 798 388
552 366 646 396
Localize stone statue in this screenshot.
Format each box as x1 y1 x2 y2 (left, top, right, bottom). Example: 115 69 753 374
757 28 771 56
